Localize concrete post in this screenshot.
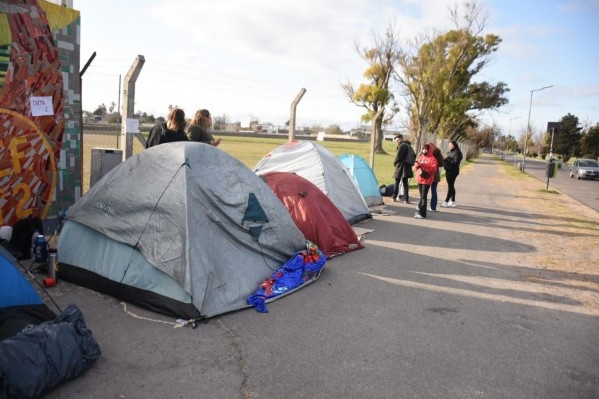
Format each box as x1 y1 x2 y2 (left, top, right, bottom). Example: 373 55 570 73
120 55 145 160
288 88 306 141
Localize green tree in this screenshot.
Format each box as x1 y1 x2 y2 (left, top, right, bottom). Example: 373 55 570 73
580 123 599 159
395 1 508 149
93 103 106 117
552 113 582 162
342 23 400 154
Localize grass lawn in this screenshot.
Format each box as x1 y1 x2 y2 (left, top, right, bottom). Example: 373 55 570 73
218 135 400 186
82 133 402 193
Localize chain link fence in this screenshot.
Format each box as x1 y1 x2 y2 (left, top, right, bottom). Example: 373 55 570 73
82 124 148 193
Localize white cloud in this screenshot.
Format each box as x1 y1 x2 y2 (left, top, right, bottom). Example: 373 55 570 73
78 0 598 131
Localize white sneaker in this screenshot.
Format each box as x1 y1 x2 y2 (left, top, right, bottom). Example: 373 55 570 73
448 201 457 207
429 207 436 212
414 214 424 219
441 201 448 207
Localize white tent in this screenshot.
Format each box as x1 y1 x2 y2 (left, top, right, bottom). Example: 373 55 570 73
253 141 372 225
58 142 306 318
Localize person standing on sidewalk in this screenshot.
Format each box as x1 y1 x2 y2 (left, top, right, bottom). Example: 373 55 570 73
392 134 415 203
187 109 221 146
441 140 463 208
413 143 438 219
146 107 189 148
430 144 444 212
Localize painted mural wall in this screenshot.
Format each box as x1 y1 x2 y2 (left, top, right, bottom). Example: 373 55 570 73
0 0 80 228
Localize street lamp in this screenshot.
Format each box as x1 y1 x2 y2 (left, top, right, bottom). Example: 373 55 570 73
523 85 553 172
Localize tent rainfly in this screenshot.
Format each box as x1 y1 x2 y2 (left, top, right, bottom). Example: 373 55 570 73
57 142 307 319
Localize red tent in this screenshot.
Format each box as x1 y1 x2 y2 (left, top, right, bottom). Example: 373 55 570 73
262 172 363 258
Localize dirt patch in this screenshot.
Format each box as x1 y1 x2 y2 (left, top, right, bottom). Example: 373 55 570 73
489 163 599 311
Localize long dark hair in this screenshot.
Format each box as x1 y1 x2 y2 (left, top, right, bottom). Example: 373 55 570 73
166 108 186 132
431 143 444 165
449 140 462 155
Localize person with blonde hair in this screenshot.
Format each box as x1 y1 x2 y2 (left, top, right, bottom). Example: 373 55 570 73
145 107 189 148
187 109 221 146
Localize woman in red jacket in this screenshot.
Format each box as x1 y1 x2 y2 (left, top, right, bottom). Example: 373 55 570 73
413 143 439 219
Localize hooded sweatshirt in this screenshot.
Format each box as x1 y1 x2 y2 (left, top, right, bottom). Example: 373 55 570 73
414 144 438 186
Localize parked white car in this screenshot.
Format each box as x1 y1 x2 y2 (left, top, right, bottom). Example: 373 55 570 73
570 158 599 180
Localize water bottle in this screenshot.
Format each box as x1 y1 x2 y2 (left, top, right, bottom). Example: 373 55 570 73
34 234 48 263
48 249 57 279
31 229 39 257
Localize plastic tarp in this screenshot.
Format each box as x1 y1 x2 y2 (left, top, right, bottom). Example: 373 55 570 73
247 242 326 313
0 304 101 399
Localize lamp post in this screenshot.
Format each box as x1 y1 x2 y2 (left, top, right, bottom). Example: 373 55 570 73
523 85 553 172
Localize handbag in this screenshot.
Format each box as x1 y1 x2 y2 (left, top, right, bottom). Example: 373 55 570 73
420 169 431 179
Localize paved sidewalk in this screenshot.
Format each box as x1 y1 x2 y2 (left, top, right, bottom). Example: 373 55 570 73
41 155 599 399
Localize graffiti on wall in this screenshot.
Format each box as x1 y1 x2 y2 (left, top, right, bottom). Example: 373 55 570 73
0 0 80 227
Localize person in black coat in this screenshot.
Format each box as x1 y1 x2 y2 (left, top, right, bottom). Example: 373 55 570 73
392 134 415 203
441 140 464 207
145 108 189 148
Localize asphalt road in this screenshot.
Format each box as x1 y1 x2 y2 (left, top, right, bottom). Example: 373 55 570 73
503 154 599 213
40 155 599 399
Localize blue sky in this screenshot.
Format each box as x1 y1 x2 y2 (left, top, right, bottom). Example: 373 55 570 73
74 0 599 139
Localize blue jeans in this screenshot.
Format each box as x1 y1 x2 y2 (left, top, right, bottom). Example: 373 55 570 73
430 181 438 210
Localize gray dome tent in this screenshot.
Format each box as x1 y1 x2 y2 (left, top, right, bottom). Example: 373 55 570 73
57 142 306 319
254 141 372 225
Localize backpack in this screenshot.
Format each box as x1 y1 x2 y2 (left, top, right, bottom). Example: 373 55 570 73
403 143 416 166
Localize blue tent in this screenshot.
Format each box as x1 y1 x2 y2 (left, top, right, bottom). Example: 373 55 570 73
0 247 56 340
0 246 102 398
338 154 384 207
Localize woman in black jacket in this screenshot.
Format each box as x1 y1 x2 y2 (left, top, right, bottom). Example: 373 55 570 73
392 135 415 203
441 140 463 208
145 107 188 148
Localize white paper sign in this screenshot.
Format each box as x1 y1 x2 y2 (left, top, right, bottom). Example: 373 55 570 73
126 118 140 133
30 96 54 116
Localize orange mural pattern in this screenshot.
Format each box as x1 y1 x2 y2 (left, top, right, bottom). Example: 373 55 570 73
0 0 64 226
